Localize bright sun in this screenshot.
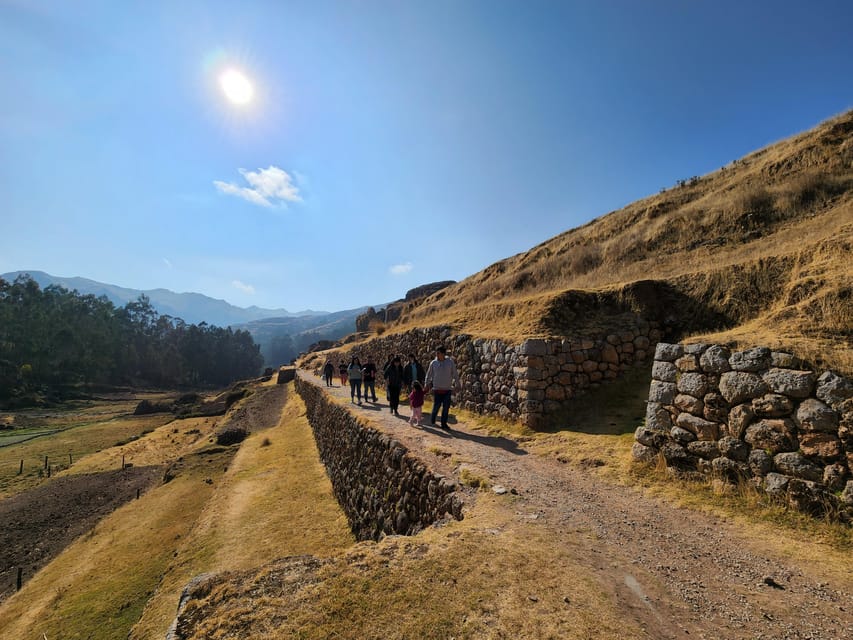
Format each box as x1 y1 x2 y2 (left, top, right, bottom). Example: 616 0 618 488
219 69 254 105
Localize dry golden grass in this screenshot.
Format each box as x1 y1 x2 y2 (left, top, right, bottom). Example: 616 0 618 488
386 110 853 372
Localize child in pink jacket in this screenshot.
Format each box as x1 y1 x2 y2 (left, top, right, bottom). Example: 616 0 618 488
408 380 425 426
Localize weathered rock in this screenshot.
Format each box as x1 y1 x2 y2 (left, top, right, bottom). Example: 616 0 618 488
816 371 853 410
744 419 798 454
795 398 838 433
648 381 677 404
699 344 731 373
823 463 848 492
645 402 673 431
631 441 660 464
635 426 667 448
671 426 697 444
675 393 704 415
711 456 745 482
677 373 710 398
770 352 799 368
749 449 774 476
727 403 755 440
651 360 677 383
764 472 790 498
687 440 720 460
661 441 690 466
703 393 729 423
799 432 842 462
718 436 750 462
675 354 700 372
655 343 683 361
773 452 824 482
676 413 720 440
719 371 767 405
761 368 815 398
786 479 833 517
729 347 771 372
751 393 794 418
684 343 709 355
841 481 853 507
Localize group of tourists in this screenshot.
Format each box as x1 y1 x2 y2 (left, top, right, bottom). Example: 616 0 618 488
320 346 460 430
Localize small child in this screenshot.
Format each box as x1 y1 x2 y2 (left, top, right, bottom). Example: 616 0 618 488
408 380 425 426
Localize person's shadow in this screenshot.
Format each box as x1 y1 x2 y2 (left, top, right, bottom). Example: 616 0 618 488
415 418 526 455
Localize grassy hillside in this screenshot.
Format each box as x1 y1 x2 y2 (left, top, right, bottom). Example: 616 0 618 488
389 110 853 373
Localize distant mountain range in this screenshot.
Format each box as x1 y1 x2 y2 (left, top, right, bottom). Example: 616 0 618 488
1 270 322 327
2 270 369 367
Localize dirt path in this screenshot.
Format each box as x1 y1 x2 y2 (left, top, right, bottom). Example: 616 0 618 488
306 372 852 640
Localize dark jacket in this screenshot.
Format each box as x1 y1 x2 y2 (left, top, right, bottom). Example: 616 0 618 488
384 362 404 387
362 362 377 381
402 360 425 387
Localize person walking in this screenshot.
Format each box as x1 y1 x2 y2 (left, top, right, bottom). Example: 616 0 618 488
408 380 425 426
402 353 426 393
383 355 404 416
339 360 348 386
362 356 378 402
424 346 460 431
322 359 335 386
347 356 363 404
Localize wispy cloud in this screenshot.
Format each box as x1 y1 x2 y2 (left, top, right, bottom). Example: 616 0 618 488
232 279 256 294
389 262 413 275
214 166 302 208
163 258 173 269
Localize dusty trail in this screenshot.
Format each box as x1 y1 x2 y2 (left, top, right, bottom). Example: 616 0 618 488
305 371 852 640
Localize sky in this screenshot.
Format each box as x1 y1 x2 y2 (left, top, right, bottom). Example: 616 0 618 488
1 0 851 313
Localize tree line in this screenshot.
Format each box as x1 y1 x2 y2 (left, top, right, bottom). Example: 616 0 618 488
0 275 264 405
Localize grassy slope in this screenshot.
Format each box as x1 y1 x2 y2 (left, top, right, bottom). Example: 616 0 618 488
387 110 853 372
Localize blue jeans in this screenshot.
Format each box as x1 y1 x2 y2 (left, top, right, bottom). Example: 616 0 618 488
350 379 362 401
431 390 452 427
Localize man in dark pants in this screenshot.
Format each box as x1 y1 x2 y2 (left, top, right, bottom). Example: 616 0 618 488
402 353 425 393
362 356 378 402
424 346 460 431
383 355 404 416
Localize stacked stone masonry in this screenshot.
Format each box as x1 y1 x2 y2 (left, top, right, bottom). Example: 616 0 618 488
295 375 463 541
635 343 853 521
315 321 661 428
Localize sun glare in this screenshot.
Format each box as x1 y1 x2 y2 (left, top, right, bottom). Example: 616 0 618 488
219 69 254 105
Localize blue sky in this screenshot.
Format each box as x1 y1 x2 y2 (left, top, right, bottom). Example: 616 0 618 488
1 1 851 313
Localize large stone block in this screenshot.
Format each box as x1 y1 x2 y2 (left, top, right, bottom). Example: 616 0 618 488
645 402 673 431
795 398 838 433
632 441 659 464
727 403 755 440
744 419 798 454
675 354 700 372
676 413 720 440
719 371 768 405
675 393 704 415
654 343 683 361
729 347 771 372
677 373 710 398
752 393 794 418
773 452 823 482
799 432 842 462
699 344 731 374
520 338 549 356
816 371 853 410
649 380 677 404
761 368 815 398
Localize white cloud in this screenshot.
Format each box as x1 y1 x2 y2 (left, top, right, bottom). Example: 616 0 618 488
163 258 173 269
214 166 302 208
232 279 256 294
389 262 413 275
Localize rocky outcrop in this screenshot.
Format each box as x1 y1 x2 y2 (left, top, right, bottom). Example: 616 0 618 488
635 343 853 522
295 375 463 540
356 281 457 331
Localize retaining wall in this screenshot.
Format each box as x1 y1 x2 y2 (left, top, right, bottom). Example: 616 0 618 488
313 320 660 428
295 375 463 540
635 343 853 521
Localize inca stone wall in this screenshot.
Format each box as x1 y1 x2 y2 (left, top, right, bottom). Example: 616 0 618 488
312 320 660 428
295 375 463 540
635 343 853 521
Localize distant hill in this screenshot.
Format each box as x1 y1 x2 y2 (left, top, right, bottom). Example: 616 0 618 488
0 271 318 327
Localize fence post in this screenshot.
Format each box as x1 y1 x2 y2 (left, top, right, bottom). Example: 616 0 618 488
44 455 48 470
121 454 125 470
19 459 23 475
69 453 72 465
17 567 22 591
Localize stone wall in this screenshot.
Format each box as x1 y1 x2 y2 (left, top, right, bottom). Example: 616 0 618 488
311 320 660 428
295 375 463 540
634 343 853 521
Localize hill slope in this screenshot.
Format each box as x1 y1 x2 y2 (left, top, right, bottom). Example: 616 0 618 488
390 110 853 373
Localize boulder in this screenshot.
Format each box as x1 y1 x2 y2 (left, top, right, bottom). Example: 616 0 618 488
703 393 729 423
761 368 815 398
675 354 700 372
635 426 668 448
751 393 794 418
676 413 720 440
718 436 750 462
699 345 731 374
654 343 683 362
744 419 798 454
729 347 771 372
786 479 834 517
798 432 842 462
727 403 755 440
719 371 768 405
674 393 704 415
795 398 838 433
677 373 710 398
687 440 720 460
671 426 697 444
645 402 673 431
764 472 790 498
773 452 823 482
749 449 774 476
651 360 677 383
816 371 853 410
823 463 848 492
631 441 659 464
649 381 677 404
712 456 746 482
